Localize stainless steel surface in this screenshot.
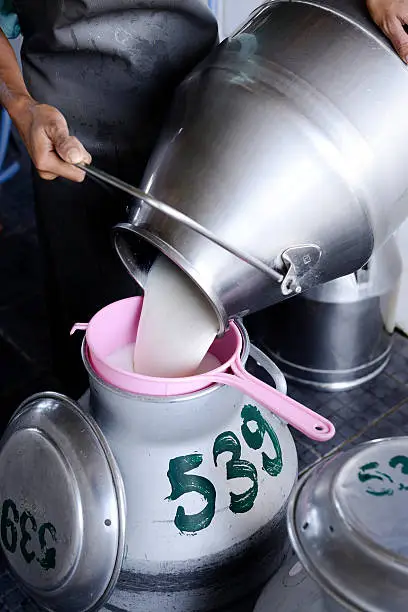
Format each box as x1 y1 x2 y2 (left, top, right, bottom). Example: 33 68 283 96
0 392 126 612
254 550 326 612
81 318 285 402
250 343 288 395
113 0 408 333
82 326 297 612
77 163 284 284
287 437 408 611
246 237 403 390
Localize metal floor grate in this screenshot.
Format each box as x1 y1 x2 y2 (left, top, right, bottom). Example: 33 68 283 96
2 332 408 610
290 332 408 473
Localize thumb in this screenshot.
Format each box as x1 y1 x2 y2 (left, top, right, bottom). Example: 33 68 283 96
54 132 90 165
46 117 91 165
386 18 408 62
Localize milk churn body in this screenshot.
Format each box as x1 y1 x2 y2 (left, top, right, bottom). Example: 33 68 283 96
86 348 298 612
114 0 408 333
0 331 298 612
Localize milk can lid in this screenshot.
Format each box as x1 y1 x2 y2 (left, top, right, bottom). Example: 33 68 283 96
288 437 408 612
0 392 126 612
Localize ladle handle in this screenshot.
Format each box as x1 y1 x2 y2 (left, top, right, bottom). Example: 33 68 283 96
76 162 285 284
203 368 335 442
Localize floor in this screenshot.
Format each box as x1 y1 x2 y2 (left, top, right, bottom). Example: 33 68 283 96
1 131 408 610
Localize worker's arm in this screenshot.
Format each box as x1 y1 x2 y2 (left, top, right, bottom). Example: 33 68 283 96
0 29 90 181
367 0 408 62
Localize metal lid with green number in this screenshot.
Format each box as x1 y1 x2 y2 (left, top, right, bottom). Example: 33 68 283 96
288 437 408 611
0 392 126 612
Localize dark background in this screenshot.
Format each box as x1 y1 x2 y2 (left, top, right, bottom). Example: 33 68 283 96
0 125 62 433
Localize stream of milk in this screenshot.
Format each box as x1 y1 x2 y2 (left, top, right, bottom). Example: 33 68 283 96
109 255 219 378
107 343 221 376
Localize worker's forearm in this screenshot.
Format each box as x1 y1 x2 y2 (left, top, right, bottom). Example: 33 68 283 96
0 29 89 182
0 30 34 121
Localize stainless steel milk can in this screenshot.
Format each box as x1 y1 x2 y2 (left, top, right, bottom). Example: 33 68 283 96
0 327 299 612
114 0 408 333
246 236 403 390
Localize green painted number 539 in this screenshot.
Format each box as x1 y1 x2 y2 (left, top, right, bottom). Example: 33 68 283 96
166 404 283 533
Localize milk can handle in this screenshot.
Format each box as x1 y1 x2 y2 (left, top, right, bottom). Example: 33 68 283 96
76 163 285 285
249 343 287 395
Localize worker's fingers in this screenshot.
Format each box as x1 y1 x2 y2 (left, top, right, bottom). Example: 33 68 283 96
34 151 87 182
382 15 408 61
30 127 87 182
50 126 92 166
37 170 59 181
12 101 91 181
27 108 92 182
367 0 408 62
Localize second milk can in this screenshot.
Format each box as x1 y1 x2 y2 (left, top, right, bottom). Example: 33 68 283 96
255 436 408 611
0 297 333 612
246 236 403 391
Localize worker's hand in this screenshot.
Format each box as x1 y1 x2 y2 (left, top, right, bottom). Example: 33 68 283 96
13 100 91 182
367 0 408 62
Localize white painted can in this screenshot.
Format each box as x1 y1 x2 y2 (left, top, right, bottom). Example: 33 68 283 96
84 332 298 612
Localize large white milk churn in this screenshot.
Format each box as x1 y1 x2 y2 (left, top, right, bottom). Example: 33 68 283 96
0 297 334 612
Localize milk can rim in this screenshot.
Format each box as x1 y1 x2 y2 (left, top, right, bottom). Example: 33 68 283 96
81 318 251 403
113 224 229 336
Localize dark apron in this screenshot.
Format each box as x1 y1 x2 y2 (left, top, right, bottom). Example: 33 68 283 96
13 0 218 395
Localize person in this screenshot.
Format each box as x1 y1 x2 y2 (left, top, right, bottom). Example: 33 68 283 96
0 0 406 397
0 1 218 396
367 0 408 61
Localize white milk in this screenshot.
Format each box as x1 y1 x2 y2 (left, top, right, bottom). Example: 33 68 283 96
107 342 221 376
106 343 135 372
132 256 219 378
196 353 221 375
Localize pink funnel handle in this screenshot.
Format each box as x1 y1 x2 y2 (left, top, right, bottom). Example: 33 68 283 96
70 323 88 335
201 365 335 441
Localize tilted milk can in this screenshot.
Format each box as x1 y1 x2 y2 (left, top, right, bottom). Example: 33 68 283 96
113 0 408 335
0 298 334 612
